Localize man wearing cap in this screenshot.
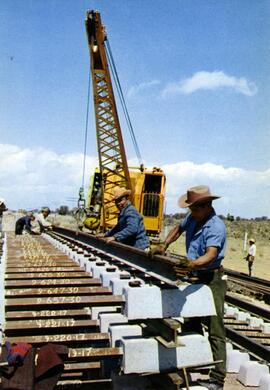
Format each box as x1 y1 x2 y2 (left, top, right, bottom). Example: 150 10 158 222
33 207 53 234
104 187 149 250
246 238 256 277
162 185 227 390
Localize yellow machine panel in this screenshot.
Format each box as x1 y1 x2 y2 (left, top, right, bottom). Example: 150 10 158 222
86 167 165 236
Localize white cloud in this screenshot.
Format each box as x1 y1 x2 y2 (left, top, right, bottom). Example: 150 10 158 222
160 161 270 218
0 144 269 218
162 71 258 97
127 80 160 98
0 144 97 210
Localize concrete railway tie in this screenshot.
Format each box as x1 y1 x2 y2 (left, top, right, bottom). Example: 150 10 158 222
2 232 269 389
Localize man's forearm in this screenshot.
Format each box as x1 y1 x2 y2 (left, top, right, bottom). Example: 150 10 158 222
191 246 218 269
164 225 182 247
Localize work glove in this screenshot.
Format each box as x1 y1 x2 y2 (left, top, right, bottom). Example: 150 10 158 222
105 236 116 244
149 243 168 258
173 258 195 278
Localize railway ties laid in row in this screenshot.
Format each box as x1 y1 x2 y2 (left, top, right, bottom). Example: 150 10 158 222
0 230 270 389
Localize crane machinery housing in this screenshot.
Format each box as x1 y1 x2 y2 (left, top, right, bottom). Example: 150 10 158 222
83 10 166 237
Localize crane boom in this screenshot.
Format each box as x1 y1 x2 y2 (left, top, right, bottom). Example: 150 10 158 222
84 10 166 238
85 10 131 229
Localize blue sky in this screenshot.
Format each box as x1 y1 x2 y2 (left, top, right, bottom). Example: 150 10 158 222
0 0 269 218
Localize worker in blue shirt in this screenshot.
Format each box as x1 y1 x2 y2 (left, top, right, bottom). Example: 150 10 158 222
15 213 35 235
104 187 149 250
163 185 227 390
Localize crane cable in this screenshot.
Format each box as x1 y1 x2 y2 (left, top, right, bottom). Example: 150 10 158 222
81 69 92 193
105 39 144 168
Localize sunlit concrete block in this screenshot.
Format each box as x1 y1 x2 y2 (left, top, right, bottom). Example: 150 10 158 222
99 312 128 333
110 277 144 295
226 342 233 352
261 323 270 334
248 316 264 327
109 324 142 347
184 386 209 390
259 374 270 390
237 361 269 386
161 284 216 318
91 306 120 320
226 350 249 373
224 306 239 317
110 278 131 295
85 258 99 273
100 268 121 287
235 311 250 322
159 334 213 370
123 285 162 319
91 262 110 279
121 337 159 374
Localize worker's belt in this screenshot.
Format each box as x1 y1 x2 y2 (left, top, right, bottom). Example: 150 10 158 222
189 266 224 284
197 266 224 275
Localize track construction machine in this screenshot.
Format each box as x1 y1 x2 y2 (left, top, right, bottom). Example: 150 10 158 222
82 11 165 238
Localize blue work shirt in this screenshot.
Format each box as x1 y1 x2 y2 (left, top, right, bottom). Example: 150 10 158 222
180 210 226 270
16 216 33 232
105 203 149 250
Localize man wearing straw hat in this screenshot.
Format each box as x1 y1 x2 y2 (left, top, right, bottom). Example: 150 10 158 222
162 185 227 390
104 187 149 250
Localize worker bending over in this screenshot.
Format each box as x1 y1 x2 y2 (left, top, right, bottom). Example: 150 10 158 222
156 185 227 390
15 213 35 235
104 187 149 250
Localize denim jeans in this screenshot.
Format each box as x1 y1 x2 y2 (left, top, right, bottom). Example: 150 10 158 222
199 269 227 384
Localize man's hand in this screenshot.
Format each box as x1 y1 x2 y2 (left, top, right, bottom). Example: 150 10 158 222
105 236 116 244
96 233 105 238
149 243 167 257
173 258 195 278
177 258 195 269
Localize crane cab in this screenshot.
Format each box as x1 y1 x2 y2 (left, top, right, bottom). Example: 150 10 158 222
131 167 165 236
85 167 165 237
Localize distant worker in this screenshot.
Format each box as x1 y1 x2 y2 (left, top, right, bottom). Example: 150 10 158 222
15 212 35 235
153 185 227 390
246 238 256 277
35 207 53 234
104 187 149 250
0 198 7 239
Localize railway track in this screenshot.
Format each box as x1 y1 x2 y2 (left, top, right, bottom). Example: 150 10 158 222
225 268 270 304
1 227 269 388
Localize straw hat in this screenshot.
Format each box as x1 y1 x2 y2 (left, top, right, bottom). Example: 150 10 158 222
113 187 131 201
178 185 220 208
249 238 255 243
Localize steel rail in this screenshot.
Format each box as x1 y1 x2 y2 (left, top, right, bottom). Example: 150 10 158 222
53 226 180 285
225 292 270 321
225 326 270 362
224 268 270 288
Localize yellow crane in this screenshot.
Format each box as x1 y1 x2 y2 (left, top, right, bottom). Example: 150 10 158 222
83 10 166 237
